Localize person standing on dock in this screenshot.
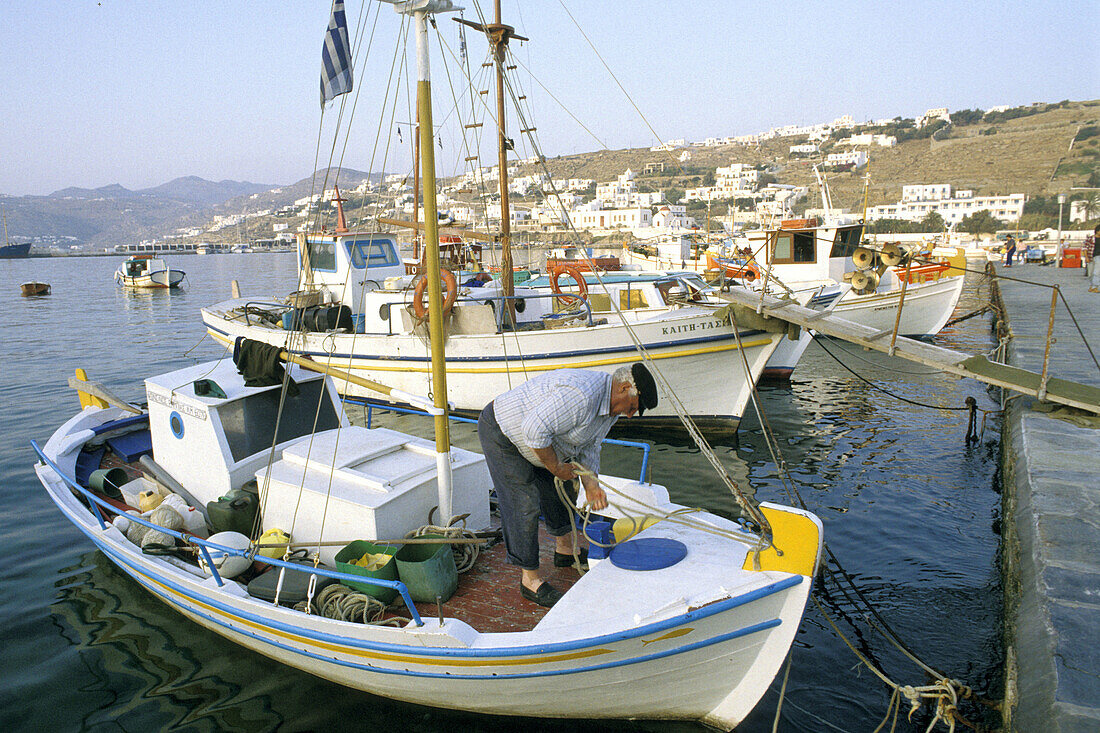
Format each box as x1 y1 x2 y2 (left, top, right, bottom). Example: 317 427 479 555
1004 234 1017 268
477 365 658 607
1089 225 1100 293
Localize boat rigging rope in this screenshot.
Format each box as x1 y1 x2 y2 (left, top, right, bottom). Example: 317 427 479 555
556 465 760 553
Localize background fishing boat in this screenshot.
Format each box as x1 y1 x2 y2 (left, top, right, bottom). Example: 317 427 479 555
114 255 185 289
20 281 50 296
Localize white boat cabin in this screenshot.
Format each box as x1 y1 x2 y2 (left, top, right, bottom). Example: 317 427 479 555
145 359 490 565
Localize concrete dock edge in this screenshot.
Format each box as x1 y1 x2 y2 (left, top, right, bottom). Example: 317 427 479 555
992 262 1100 732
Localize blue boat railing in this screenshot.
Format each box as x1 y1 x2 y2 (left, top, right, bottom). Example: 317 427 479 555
30 440 425 626
344 399 652 483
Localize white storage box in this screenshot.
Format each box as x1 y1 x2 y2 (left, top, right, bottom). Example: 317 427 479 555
258 426 491 566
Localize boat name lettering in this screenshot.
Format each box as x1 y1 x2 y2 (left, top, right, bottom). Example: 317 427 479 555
148 393 208 419
661 319 724 335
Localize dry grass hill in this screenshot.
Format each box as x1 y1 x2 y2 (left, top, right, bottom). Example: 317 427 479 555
510 99 1100 215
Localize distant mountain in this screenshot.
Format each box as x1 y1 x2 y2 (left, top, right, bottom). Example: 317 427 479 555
4 169 383 250
142 176 276 206
49 183 146 200
49 176 276 206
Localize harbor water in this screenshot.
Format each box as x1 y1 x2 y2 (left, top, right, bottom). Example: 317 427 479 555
0 254 1003 731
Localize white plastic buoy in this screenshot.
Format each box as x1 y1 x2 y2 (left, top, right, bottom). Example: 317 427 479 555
197 531 252 578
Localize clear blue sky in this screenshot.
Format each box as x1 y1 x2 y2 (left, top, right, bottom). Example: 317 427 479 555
2 1 1097 197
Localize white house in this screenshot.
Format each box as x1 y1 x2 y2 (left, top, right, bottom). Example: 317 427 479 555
825 150 868 168
570 207 652 230
918 107 950 127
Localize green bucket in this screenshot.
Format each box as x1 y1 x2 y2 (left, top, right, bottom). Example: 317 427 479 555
395 534 458 603
89 468 128 500
334 540 399 603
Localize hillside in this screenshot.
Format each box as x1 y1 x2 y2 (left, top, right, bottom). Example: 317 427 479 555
5 100 1098 250
513 99 1100 214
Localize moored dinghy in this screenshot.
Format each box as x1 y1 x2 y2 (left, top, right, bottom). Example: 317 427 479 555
20 281 51 296
32 2 824 728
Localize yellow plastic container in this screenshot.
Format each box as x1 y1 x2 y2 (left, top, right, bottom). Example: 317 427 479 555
257 528 291 559
138 490 164 512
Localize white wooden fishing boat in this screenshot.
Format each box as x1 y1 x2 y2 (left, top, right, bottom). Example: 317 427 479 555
33 354 822 730
114 255 185 289
201 252 784 432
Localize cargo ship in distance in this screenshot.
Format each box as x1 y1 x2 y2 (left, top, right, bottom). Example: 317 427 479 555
0 242 32 259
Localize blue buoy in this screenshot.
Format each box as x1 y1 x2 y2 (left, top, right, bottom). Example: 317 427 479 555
609 537 688 571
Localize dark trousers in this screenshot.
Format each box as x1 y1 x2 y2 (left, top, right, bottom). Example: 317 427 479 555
478 401 573 570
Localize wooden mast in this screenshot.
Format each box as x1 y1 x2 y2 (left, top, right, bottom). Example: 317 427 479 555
456 2 527 325
409 0 456 522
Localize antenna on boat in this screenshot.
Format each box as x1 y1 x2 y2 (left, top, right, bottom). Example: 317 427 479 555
386 0 463 522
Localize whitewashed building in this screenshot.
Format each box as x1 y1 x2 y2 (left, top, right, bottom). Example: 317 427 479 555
825 150 868 168
570 207 652 230
867 184 1026 224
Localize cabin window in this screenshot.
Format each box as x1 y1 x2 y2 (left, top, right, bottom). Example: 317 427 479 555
305 240 337 271
219 379 341 462
770 233 816 264
829 225 864 258
348 239 399 269
620 288 649 310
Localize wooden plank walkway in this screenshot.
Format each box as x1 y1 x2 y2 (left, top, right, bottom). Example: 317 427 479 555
715 288 1100 415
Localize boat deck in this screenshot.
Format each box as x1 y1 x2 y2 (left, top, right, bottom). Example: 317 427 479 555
399 526 583 632
96 452 580 633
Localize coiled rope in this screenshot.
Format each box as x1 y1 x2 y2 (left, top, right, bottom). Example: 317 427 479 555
294 583 407 626
407 512 480 574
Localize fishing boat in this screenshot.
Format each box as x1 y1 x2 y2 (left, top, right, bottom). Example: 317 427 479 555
711 217 966 338
114 255 186 289
201 3 783 434
34 4 823 729
20 281 51 296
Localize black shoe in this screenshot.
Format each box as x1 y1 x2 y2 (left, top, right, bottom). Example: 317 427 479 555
520 581 563 608
554 548 588 568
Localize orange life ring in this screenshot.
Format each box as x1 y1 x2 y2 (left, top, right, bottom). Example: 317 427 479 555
550 265 588 306
412 268 457 319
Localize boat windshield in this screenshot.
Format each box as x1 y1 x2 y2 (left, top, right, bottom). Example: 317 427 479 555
305 239 338 271
219 379 341 462
829 225 864 258
773 231 816 264
346 238 400 269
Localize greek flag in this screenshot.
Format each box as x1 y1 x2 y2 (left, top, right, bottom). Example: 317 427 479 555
320 0 353 108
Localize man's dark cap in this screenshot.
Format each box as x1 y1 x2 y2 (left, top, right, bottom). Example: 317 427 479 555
631 363 658 416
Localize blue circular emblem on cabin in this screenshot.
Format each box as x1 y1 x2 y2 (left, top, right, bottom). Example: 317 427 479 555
169 411 185 439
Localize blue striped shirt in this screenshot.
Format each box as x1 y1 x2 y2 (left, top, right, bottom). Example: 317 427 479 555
491 370 616 474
